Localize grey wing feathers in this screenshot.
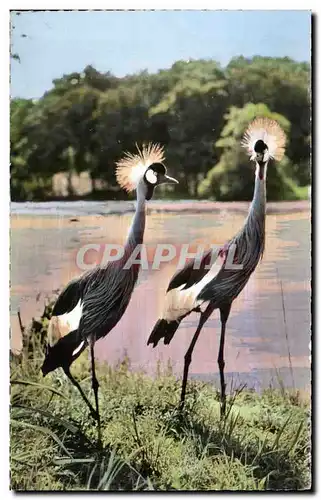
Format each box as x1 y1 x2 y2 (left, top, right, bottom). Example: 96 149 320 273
52 278 85 316
167 249 212 292
198 218 265 304
78 265 139 341
197 266 243 304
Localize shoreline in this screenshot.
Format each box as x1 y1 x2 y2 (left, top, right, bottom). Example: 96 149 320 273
11 199 310 217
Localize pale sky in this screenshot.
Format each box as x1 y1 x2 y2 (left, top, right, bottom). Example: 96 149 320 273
11 10 311 99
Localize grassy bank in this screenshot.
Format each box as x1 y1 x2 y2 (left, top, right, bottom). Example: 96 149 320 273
10 311 311 491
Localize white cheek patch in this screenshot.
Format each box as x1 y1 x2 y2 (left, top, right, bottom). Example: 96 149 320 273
145 169 157 184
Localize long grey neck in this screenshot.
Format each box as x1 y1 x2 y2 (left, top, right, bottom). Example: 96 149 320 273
248 162 267 221
241 161 267 260
99 184 146 273
125 184 146 252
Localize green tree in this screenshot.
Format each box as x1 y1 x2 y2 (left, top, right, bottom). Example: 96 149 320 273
198 103 299 201
150 60 229 196
10 57 310 202
226 56 310 185
10 98 53 200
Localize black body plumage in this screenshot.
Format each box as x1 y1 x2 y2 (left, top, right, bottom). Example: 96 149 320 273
148 318 182 348
41 330 87 376
40 146 178 428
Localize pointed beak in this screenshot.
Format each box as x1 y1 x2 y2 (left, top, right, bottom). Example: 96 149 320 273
161 174 179 185
255 152 264 162
252 141 269 163
251 150 270 164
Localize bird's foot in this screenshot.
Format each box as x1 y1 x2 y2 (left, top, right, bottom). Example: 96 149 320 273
220 398 227 420
89 408 99 421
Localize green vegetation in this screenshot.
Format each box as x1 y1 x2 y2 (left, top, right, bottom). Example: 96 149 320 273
10 56 310 202
10 302 311 491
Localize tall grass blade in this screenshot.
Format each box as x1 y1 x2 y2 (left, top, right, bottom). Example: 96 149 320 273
87 461 98 490
272 415 291 450
10 379 67 399
12 404 79 434
11 419 73 458
288 420 304 454
54 457 95 466
97 450 126 490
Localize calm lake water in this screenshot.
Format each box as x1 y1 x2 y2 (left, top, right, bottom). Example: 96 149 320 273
10 201 311 392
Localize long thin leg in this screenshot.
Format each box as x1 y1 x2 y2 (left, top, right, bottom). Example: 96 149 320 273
64 366 98 420
180 304 215 411
89 336 102 447
218 304 232 418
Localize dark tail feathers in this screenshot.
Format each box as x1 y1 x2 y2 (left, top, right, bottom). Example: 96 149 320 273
41 330 86 376
147 318 182 347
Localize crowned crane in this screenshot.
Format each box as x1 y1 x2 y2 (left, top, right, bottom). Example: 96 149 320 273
41 144 178 442
147 119 286 416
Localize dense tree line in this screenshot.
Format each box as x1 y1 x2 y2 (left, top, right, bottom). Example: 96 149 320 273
10 56 310 201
